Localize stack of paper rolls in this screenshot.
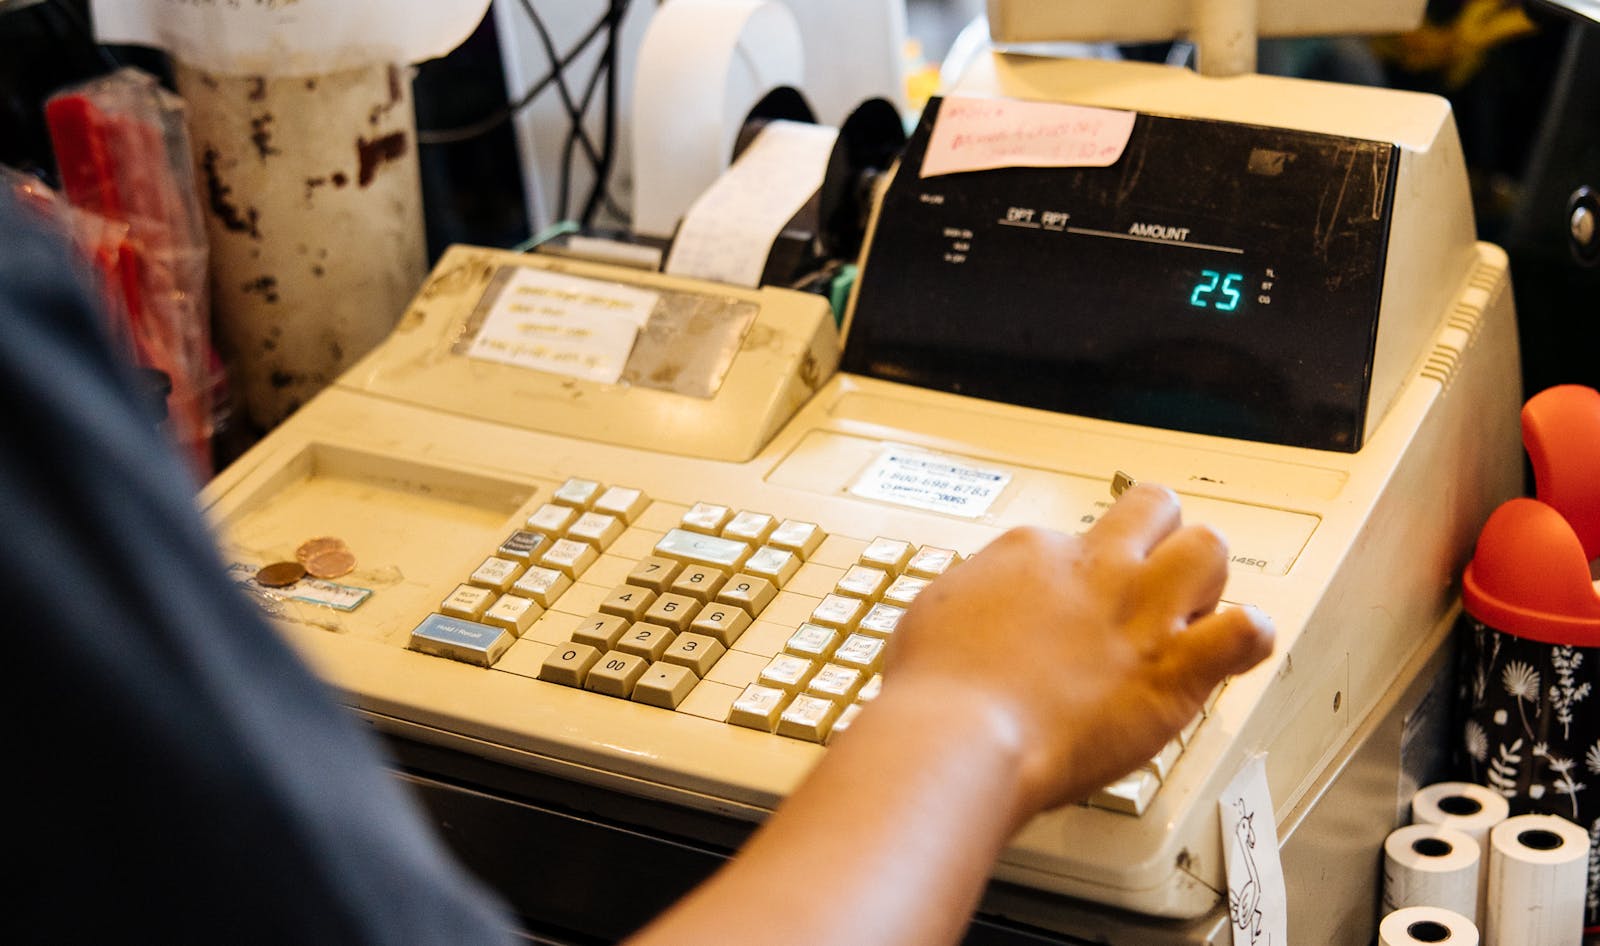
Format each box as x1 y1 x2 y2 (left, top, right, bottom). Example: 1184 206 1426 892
1411 781 1512 927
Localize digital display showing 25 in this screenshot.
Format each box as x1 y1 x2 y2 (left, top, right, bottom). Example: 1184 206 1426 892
845 99 1398 452
1188 270 1245 312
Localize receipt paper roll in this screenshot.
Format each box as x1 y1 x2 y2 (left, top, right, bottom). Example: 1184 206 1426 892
1412 782 1512 848
1384 823 1482 922
630 0 803 240
663 120 840 288
1380 906 1480 946
1486 813 1587 946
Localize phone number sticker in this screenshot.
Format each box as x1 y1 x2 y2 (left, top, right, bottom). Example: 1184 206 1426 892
848 447 1012 519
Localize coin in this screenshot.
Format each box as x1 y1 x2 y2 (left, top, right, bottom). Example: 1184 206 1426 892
296 536 348 565
256 561 307 587
305 548 356 579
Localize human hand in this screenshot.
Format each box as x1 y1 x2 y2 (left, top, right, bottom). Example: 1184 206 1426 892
882 484 1275 822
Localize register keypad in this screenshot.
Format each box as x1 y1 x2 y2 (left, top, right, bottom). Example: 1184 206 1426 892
406 476 1218 816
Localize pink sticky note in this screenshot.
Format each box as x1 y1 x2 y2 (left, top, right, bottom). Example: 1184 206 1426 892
919 96 1137 177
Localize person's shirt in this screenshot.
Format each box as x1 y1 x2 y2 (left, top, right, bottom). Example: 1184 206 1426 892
2 187 519 944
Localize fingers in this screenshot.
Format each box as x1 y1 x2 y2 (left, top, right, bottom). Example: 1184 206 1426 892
1087 483 1182 561
1135 524 1231 622
1164 605 1275 685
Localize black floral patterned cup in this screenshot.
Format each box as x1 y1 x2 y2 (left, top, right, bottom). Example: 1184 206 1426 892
1455 493 1600 930
1456 616 1596 816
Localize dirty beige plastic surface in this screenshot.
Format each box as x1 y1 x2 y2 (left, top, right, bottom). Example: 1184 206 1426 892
177 60 427 429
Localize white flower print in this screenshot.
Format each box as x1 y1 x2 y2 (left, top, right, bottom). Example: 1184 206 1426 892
1547 647 1590 741
1502 661 1542 737
1489 739 1524 797
1503 660 1540 700
1549 756 1586 819
1465 720 1489 763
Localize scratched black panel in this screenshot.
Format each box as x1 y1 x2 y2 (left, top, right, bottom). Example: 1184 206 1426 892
844 97 1398 452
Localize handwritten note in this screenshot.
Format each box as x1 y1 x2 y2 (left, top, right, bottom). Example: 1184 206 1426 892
466 268 658 385
1219 755 1289 946
919 96 1136 178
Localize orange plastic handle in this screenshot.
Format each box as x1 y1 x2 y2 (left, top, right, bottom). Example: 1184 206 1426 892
1522 384 1600 561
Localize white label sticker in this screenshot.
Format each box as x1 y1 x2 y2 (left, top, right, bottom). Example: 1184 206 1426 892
848 447 1012 519
1219 754 1288 946
466 268 659 384
228 563 372 612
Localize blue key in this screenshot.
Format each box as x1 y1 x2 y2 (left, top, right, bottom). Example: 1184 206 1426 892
408 613 513 667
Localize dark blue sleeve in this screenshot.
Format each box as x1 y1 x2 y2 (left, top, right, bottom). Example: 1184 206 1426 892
1 190 520 945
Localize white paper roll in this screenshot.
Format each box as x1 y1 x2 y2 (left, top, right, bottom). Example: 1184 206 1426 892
664 120 840 288
630 0 804 239
1380 906 1481 946
1413 783 1513 849
1486 814 1588 946
1385 823 1482 922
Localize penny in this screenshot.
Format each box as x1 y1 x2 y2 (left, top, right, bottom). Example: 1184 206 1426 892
305 548 356 579
296 536 348 564
255 561 307 588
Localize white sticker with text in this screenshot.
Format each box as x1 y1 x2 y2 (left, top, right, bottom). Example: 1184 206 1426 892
848 447 1012 519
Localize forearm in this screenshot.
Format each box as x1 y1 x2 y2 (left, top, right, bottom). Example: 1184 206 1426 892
624 681 1029 946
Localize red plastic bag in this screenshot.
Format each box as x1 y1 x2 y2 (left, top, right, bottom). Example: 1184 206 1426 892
45 68 214 477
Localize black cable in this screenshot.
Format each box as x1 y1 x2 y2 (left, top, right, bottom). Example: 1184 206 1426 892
557 11 614 221
566 0 629 226
417 11 609 146
580 0 625 226
439 1 633 225
519 0 605 182
521 0 607 220
600 0 634 225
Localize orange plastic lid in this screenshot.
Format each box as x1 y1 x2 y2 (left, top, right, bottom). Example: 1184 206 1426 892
1461 386 1600 646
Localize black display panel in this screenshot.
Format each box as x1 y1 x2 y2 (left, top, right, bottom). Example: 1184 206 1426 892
843 97 1399 452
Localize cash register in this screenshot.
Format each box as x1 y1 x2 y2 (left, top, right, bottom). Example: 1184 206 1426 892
201 1 1526 941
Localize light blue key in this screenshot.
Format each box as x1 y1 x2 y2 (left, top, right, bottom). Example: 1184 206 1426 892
655 528 751 570
408 613 513 667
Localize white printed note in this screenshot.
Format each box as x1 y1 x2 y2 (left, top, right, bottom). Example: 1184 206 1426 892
920 96 1136 177
848 446 1012 519
466 268 658 385
1219 755 1289 946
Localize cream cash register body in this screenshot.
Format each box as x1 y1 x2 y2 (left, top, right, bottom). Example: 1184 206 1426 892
203 0 1524 936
